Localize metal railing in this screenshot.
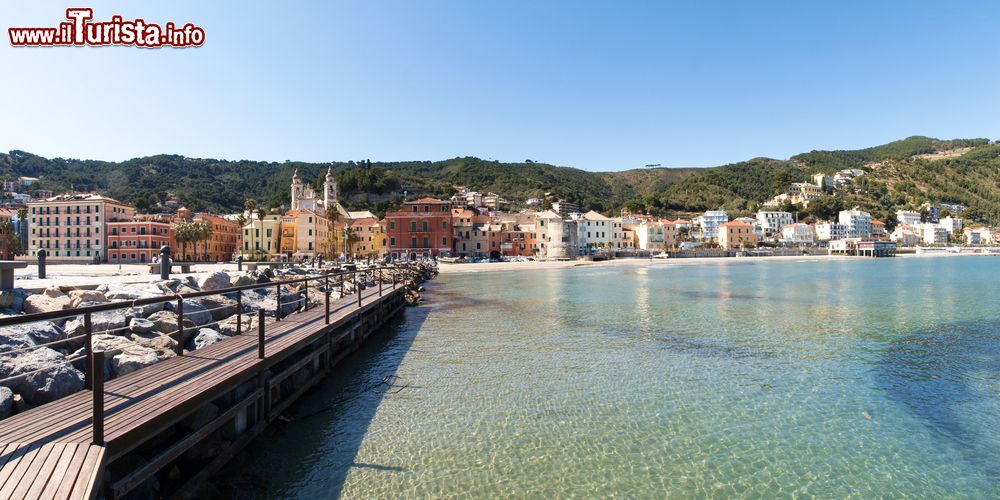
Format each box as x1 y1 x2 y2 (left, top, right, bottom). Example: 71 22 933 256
0 263 411 445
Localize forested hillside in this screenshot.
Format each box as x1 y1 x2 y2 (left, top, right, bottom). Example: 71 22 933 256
3 136 1000 224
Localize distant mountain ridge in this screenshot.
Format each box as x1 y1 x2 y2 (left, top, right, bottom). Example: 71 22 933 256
2 136 999 224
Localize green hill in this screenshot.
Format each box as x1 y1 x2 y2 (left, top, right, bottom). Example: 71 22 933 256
2 136 999 224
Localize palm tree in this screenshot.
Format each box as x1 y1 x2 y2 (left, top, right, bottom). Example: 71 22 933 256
235 214 247 259
194 221 213 261
345 226 360 260
173 223 191 260
245 199 258 260
16 208 27 256
325 204 341 260
0 220 19 259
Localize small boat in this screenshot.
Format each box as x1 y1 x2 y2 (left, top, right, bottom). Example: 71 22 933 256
652 252 670 259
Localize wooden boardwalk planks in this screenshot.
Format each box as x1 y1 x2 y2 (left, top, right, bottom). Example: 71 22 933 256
0 284 402 499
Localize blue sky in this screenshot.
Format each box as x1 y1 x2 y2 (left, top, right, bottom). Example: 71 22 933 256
1 1 998 171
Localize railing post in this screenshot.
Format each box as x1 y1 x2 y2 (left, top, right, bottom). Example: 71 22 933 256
340 272 344 296
236 292 243 335
258 309 265 359
175 298 184 356
304 278 309 311
357 271 362 308
275 283 282 320
84 312 93 390
92 349 105 445
379 268 383 296
324 276 331 325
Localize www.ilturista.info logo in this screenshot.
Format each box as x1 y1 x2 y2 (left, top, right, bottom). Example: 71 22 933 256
8 8 205 48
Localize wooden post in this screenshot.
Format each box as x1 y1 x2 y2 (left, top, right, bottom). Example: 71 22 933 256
379 268 383 296
176 298 184 356
304 278 309 311
236 292 243 335
340 273 344 296
84 312 93 390
258 309 265 359
92 349 105 445
357 271 362 308
324 276 330 325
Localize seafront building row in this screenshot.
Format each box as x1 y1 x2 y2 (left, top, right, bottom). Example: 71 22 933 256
4 169 989 263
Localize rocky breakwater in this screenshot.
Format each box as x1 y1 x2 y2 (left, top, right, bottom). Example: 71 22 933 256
0 266 341 422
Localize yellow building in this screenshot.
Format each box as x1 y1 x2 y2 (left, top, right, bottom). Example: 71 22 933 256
718 221 757 250
788 182 823 206
279 209 330 259
27 193 134 262
243 215 282 260
349 217 384 259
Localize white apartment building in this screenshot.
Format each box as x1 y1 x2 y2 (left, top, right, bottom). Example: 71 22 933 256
921 223 949 245
756 211 793 236
814 222 848 241
896 210 921 227
573 210 614 252
839 208 872 239
781 223 814 245
938 216 963 234
693 210 728 240
891 226 921 246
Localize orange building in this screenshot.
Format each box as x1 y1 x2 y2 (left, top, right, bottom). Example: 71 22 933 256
718 221 757 250
107 219 172 263
195 213 242 262
384 198 453 260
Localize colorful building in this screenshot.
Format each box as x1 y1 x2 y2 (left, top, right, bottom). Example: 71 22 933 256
27 193 134 262
350 217 385 259
718 221 757 250
107 218 171 263
243 215 282 260
384 198 454 260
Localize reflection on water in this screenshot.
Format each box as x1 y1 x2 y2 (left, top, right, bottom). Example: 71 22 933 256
214 257 1000 498
876 320 1000 479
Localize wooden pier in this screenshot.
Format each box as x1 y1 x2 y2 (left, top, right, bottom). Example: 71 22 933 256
0 271 407 499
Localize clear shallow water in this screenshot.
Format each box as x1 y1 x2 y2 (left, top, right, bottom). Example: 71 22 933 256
215 257 1000 498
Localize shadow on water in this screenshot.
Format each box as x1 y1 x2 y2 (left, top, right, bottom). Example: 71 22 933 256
209 299 430 499
875 319 1000 481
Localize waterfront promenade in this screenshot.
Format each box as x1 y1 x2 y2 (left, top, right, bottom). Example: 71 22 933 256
0 278 406 499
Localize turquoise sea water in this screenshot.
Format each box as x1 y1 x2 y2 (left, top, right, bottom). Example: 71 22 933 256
216 257 1000 498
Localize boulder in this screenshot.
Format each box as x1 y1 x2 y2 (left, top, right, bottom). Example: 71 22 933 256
63 309 129 339
217 314 252 336
129 317 157 335
195 296 238 321
130 333 178 359
183 276 200 290
188 328 225 351
0 347 85 406
145 311 195 336
0 386 12 419
241 289 299 318
229 273 256 288
164 300 212 327
0 320 60 351
22 288 72 314
67 290 108 308
198 272 231 291
0 289 30 313
157 280 182 293
87 334 166 378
